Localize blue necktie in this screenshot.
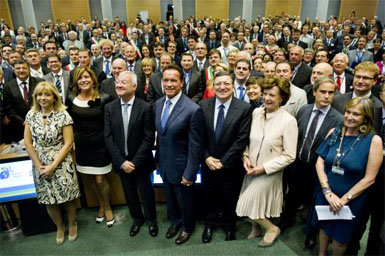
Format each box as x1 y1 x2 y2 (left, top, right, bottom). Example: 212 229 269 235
122 103 131 155
161 100 172 130
215 104 225 140
239 87 245 101
105 60 110 77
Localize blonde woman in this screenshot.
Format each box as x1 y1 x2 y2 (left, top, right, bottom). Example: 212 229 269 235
24 81 80 244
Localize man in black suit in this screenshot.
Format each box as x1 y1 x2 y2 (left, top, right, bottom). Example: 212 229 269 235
277 26 292 48
25 49 50 79
206 30 220 51
176 27 190 55
332 53 354 94
303 63 334 104
167 41 181 67
332 61 382 114
283 29 308 51
180 53 203 103
199 71 251 243
93 39 117 79
100 58 127 99
104 71 158 238
124 45 142 75
147 53 173 105
140 24 155 46
290 46 312 89
3 60 43 142
193 42 209 72
280 77 344 249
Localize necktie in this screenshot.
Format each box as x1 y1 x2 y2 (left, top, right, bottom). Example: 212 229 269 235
105 60 110 76
238 86 245 101
122 103 131 155
184 73 190 93
129 64 133 72
336 76 341 91
210 42 214 49
55 75 62 93
21 82 29 104
198 61 203 71
183 38 187 49
300 110 321 162
215 104 225 140
161 100 172 130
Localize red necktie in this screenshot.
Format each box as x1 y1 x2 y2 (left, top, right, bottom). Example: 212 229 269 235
336 76 341 91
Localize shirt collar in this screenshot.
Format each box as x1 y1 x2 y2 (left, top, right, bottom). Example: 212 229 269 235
312 104 331 115
234 80 246 88
17 77 29 85
121 96 135 106
53 69 63 76
353 91 371 98
215 97 232 109
165 90 182 104
333 72 345 78
103 56 113 62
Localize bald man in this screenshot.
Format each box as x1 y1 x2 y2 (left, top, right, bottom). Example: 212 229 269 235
302 62 334 104
100 58 128 99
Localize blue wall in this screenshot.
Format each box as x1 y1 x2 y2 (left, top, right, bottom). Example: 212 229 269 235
326 0 341 19
183 0 196 19
252 0 265 20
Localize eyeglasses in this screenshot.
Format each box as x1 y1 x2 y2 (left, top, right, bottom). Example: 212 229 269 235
354 75 374 81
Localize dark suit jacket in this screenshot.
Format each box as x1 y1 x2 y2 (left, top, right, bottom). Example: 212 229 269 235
192 59 209 73
199 97 252 177
296 104 344 165
303 84 341 104
2 66 14 83
104 97 155 173
375 107 383 137
283 40 308 50
135 74 149 102
93 56 118 78
140 32 155 46
100 77 118 99
291 63 312 89
205 40 221 51
3 77 44 140
155 94 206 184
184 70 204 103
332 92 383 114
176 37 189 55
146 72 163 104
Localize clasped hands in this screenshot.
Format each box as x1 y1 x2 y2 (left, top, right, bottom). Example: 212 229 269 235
243 156 264 176
205 156 223 171
325 192 347 214
36 164 55 178
122 160 136 173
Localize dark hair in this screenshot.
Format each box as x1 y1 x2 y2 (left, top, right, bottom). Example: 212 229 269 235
208 49 221 58
235 58 251 70
14 59 29 67
162 63 184 81
44 40 57 51
214 70 234 83
261 76 291 106
153 42 165 49
181 52 194 60
72 67 99 98
46 53 61 62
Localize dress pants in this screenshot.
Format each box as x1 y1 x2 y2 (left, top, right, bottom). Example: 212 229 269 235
119 171 157 225
162 177 195 233
201 169 243 232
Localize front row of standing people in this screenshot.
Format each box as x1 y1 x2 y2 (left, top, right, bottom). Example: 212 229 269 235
23 63 383 254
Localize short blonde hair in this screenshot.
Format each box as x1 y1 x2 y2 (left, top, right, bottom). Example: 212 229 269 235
354 61 380 80
31 81 66 112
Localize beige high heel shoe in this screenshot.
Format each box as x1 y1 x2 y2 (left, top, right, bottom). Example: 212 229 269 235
68 223 78 243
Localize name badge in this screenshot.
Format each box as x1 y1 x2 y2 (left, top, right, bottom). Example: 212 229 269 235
332 166 345 176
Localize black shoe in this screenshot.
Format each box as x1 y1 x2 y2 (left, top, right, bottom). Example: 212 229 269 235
278 221 294 233
165 225 181 239
130 222 143 237
149 222 158 237
305 234 316 249
202 227 214 243
225 231 236 241
175 231 191 245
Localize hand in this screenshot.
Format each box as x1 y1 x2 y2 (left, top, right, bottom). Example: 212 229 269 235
246 164 264 176
243 156 254 174
181 176 193 187
325 192 345 213
205 157 223 171
122 161 135 173
2 116 10 125
39 164 55 178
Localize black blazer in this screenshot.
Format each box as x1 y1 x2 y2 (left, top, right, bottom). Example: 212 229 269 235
291 63 312 89
199 97 252 177
146 72 163 105
93 56 118 78
296 104 344 165
104 97 155 173
100 77 118 99
135 74 149 102
184 70 204 103
332 92 383 114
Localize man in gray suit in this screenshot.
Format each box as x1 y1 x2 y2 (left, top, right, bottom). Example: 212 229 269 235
332 61 382 114
280 76 344 249
347 37 374 68
43 53 70 104
275 62 308 117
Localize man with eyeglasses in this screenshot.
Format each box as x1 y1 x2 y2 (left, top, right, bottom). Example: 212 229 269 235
199 70 251 243
332 61 382 114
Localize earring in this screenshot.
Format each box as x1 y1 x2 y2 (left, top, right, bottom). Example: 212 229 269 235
359 124 368 134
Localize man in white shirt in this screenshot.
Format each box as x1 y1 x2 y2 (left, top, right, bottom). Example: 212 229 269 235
217 32 237 65
332 53 354 93
233 59 251 103
25 48 49 78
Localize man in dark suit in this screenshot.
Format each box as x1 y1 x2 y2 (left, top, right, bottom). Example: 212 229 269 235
277 26 292 48
25 49 50 79
280 77 344 249
176 27 190 55
180 53 203 103
206 30 221 51
100 58 127 99
104 71 158 238
283 29 308 50
199 71 251 243
303 63 334 104
124 45 142 75
193 42 209 73
347 37 374 68
93 39 117 79
154 64 206 245
147 53 173 105
140 24 155 46
290 46 312 89
3 60 43 142
322 30 337 56
332 53 354 94
332 61 382 114
43 53 70 104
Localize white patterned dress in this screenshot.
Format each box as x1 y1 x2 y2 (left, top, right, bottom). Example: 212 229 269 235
25 110 80 204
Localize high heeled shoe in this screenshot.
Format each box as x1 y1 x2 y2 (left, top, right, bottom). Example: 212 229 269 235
56 229 65 245
96 216 105 223
258 227 280 247
68 224 78 243
106 218 115 228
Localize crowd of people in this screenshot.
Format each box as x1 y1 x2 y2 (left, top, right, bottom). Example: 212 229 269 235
0 12 384 255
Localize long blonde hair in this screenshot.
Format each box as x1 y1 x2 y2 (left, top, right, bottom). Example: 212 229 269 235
31 81 66 112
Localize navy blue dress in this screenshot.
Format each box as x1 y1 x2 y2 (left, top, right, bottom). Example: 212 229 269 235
311 128 376 244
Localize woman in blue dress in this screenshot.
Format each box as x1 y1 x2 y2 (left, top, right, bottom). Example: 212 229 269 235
312 97 383 256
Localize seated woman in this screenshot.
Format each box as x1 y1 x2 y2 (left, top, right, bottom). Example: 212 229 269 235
311 97 382 256
246 77 264 109
24 81 80 245
236 77 298 247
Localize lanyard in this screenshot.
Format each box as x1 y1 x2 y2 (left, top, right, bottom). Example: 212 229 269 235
333 127 362 167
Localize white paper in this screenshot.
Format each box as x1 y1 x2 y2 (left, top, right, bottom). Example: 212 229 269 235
315 205 355 220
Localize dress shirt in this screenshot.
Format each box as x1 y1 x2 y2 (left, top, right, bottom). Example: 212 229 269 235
352 91 371 99
304 105 331 138
234 80 250 103
162 91 182 118
121 96 135 126
333 72 347 93
30 67 44 78
17 77 29 100
52 69 65 100
214 97 232 129
103 56 113 77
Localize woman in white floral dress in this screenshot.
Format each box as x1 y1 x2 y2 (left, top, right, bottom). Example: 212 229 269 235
24 81 80 245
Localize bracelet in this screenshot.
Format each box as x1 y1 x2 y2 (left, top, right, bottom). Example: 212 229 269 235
321 181 329 188
322 187 332 195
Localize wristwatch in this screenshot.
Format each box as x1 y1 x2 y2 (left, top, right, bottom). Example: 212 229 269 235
347 194 352 201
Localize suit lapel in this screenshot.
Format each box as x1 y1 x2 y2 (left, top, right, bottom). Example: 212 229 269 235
218 98 238 140
163 95 185 133
127 99 139 139
313 108 335 146
156 97 165 133
207 98 216 133
113 100 125 150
